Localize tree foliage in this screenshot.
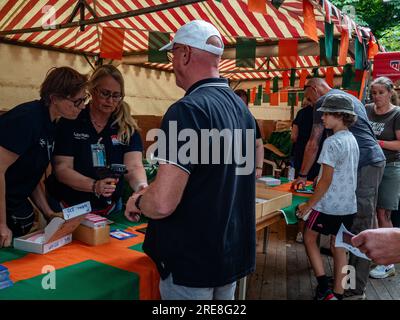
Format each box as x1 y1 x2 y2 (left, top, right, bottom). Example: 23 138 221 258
330 0 400 51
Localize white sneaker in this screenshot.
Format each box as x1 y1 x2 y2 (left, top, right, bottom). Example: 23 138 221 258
296 232 303 243
369 265 396 279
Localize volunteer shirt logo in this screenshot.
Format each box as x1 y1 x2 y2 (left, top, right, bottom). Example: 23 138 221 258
39 138 46 148
111 135 123 145
390 60 400 72
74 132 90 140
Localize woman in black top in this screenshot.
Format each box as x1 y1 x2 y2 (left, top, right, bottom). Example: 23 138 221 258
0 67 87 247
52 65 147 215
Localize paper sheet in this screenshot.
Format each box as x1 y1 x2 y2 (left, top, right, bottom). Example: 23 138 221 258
335 224 370 260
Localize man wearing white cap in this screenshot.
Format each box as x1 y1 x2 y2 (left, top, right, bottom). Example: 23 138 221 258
125 20 257 300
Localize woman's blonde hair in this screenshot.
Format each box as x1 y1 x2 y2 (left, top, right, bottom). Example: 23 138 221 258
88 64 139 144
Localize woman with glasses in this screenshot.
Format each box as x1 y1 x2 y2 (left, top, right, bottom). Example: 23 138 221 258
0 67 87 247
50 64 147 216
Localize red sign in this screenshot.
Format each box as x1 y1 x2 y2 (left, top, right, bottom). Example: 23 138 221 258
373 52 400 82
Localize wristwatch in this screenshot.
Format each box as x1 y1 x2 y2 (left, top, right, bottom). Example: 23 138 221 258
135 194 143 211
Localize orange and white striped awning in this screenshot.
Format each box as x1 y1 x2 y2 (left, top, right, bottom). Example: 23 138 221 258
0 0 374 80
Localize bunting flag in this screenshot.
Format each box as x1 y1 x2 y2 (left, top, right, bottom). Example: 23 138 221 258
100 27 125 60
325 67 334 87
312 67 319 77
281 71 289 102
270 92 279 106
265 79 271 94
368 37 379 59
325 22 334 61
254 85 263 105
338 29 349 65
250 87 257 104
299 69 309 88
303 0 318 42
248 0 267 14
263 93 270 103
272 0 284 9
290 68 296 87
359 70 368 100
342 64 362 93
272 76 279 93
236 37 256 68
148 31 170 63
279 39 298 69
247 89 251 102
298 91 305 104
323 0 332 24
320 38 339 66
288 92 297 107
355 39 365 70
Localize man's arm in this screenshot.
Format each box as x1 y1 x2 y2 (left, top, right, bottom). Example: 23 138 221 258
292 123 324 188
255 138 263 179
0 146 19 247
123 151 148 191
291 124 299 143
125 164 189 220
352 228 400 265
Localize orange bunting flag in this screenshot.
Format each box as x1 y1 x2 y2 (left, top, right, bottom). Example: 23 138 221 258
248 0 267 14
338 29 349 65
279 39 298 69
270 92 279 106
280 91 288 103
303 0 318 42
250 87 257 104
100 27 125 60
368 38 379 59
299 69 309 88
325 67 334 87
265 79 271 94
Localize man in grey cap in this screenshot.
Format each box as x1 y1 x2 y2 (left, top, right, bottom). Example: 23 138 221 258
125 20 257 300
293 78 385 299
297 93 359 300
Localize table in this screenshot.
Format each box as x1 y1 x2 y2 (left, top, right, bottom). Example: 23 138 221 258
238 180 312 300
0 212 160 300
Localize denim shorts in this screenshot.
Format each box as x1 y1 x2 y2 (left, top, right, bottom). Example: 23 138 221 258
377 161 400 211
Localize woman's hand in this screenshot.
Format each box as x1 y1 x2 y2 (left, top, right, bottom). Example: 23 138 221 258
0 223 12 248
95 178 118 197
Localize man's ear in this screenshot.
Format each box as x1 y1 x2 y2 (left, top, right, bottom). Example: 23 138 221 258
182 46 191 65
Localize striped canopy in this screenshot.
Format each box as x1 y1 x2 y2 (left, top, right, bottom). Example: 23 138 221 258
0 0 374 81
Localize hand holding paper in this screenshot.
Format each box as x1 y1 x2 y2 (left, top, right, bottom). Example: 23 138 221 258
335 224 370 260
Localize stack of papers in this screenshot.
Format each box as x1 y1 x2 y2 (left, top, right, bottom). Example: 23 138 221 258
81 214 108 229
257 177 281 186
0 265 13 290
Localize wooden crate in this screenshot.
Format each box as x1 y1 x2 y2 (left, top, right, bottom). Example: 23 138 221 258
255 185 292 220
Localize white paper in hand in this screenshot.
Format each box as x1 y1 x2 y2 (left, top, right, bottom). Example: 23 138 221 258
335 223 370 260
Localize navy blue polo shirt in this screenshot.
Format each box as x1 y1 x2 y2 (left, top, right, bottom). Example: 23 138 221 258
143 78 256 288
0 100 55 216
53 108 143 209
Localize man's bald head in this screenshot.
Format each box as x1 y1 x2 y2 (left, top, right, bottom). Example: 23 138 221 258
304 78 331 104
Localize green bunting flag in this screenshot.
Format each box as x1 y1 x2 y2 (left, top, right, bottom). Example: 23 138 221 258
290 68 296 87
320 38 339 66
342 64 362 92
263 93 270 103
288 92 297 107
148 31 170 63
312 67 319 77
325 22 334 60
355 40 365 70
272 76 279 93
272 0 284 9
298 91 304 103
236 37 256 68
254 85 263 105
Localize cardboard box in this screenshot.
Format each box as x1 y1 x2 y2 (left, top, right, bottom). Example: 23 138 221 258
13 202 91 254
255 185 292 220
73 224 110 246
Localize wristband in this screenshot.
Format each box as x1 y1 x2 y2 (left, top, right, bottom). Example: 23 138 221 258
256 166 263 170
92 180 100 198
298 173 307 178
135 194 143 211
378 140 384 148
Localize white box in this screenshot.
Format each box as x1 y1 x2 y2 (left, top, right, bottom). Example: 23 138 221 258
13 202 89 254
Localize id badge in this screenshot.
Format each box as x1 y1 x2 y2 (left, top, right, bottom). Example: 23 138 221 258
91 144 106 167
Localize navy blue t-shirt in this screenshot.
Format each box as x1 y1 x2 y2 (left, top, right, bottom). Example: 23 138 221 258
314 89 385 168
52 108 143 209
0 100 55 216
143 78 256 287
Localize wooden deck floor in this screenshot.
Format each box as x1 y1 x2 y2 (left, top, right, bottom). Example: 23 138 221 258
246 219 400 300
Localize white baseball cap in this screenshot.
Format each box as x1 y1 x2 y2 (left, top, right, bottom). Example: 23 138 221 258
159 20 224 56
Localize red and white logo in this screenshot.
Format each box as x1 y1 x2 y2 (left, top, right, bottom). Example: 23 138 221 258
390 60 400 72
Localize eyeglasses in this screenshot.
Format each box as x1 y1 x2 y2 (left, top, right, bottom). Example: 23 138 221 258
167 45 185 62
96 88 123 102
65 94 89 108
